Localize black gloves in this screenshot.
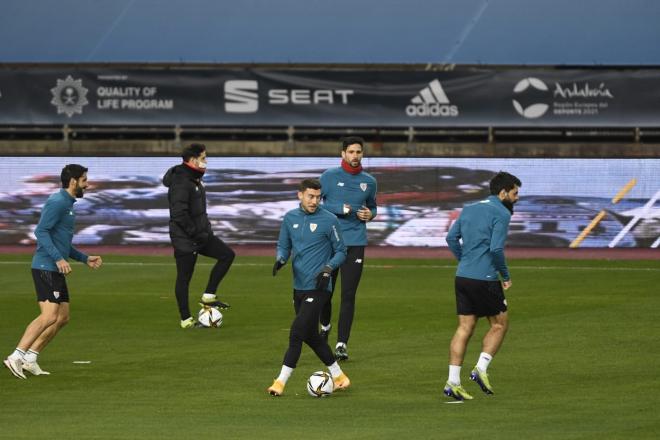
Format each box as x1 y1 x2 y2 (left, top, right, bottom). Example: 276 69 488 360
315 265 333 291
272 259 285 276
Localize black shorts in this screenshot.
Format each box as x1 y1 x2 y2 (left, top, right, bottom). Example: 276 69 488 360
32 269 70 303
455 276 507 317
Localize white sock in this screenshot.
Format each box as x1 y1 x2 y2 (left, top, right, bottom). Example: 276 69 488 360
335 342 346 349
24 349 39 363
202 293 216 301
327 362 342 378
321 324 331 332
276 365 294 384
476 352 493 372
9 348 25 361
448 365 461 385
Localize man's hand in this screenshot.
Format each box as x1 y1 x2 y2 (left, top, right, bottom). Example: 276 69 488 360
502 280 512 290
356 206 372 222
56 259 72 275
87 256 103 269
315 265 333 291
272 259 285 276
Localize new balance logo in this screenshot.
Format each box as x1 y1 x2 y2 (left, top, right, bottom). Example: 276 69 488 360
224 80 258 113
406 79 458 117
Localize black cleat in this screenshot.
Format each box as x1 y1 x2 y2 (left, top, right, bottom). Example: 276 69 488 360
334 345 349 361
199 300 230 310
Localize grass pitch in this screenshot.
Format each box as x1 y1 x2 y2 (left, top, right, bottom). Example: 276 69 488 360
0 254 658 439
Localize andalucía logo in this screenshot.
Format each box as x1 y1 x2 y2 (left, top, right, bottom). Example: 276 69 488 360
512 77 549 119
406 79 459 117
513 77 615 119
50 76 89 117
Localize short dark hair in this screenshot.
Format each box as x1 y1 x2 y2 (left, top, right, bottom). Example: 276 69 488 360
489 171 522 195
341 136 365 151
60 164 88 188
181 143 206 162
299 178 321 193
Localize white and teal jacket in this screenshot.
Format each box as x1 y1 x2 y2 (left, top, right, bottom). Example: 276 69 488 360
276 205 347 292
319 167 377 246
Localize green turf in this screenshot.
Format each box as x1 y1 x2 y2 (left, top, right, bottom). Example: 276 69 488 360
0 254 658 439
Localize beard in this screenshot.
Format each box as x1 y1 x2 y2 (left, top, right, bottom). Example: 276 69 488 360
502 199 514 214
75 186 84 198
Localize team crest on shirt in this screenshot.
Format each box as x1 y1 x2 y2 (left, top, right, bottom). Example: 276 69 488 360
53 291 60 299
360 183 367 191
293 224 299 229
310 223 318 232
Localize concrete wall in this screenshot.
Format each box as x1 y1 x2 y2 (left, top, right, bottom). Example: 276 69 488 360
1 139 658 158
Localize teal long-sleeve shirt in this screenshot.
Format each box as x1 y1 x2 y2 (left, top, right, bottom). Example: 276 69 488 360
32 189 88 272
446 195 512 281
276 205 347 292
320 167 377 246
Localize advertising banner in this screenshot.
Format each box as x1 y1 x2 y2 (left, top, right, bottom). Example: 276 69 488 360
0 67 659 126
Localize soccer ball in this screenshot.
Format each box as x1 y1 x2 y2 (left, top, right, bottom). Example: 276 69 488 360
306 371 334 397
197 306 223 328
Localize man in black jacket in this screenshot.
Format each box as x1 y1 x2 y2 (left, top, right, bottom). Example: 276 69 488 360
163 144 235 328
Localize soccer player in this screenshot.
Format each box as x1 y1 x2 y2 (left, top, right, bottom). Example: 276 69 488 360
443 171 521 400
318 136 377 361
3 164 103 379
267 179 351 396
163 144 235 328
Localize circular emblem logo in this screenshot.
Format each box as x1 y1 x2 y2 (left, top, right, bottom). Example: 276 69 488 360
50 75 89 117
512 77 549 119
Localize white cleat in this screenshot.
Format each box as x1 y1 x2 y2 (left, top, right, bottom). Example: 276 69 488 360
23 361 50 376
3 357 27 379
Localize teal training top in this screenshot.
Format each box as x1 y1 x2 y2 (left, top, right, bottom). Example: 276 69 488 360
276 205 347 291
446 195 511 281
319 166 377 246
32 189 88 272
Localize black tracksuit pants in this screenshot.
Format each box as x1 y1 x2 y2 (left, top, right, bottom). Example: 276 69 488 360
320 246 365 345
174 235 235 320
283 290 335 368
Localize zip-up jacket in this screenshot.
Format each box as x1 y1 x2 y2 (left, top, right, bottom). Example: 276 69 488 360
163 164 213 253
32 189 88 272
446 195 512 281
319 167 377 246
276 205 347 291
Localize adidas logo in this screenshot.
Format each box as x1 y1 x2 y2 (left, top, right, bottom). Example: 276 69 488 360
406 79 459 117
